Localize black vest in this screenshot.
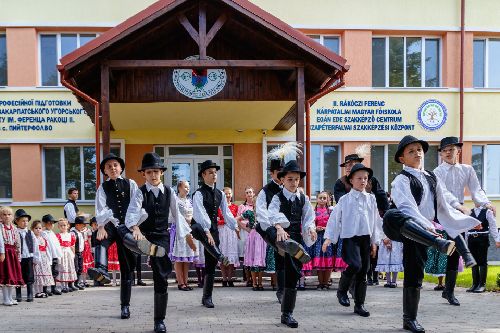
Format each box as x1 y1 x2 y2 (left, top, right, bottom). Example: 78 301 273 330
194 184 223 233
64 200 79 219
278 191 305 235
71 229 82 253
140 185 170 236
102 178 131 224
20 230 34 255
470 208 489 233
262 181 281 208
396 169 438 221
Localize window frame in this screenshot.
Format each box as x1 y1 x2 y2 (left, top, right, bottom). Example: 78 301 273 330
0 32 7 87
473 38 500 88
306 34 341 54
473 144 500 197
0 146 12 201
38 32 98 87
372 35 442 88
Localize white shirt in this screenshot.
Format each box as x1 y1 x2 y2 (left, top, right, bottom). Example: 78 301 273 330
468 207 500 242
267 187 316 247
256 180 281 231
391 166 480 238
125 182 191 240
42 229 63 259
95 176 139 227
17 228 41 264
192 185 237 232
64 201 78 224
70 227 85 253
434 162 490 207
324 189 382 245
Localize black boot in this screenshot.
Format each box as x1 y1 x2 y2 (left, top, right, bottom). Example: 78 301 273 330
16 287 22 302
153 292 168 333
403 287 425 333
202 274 215 308
88 245 112 285
122 230 166 257
120 279 132 319
68 282 79 292
401 220 455 255
467 266 480 292
51 285 62 296
276 239 311 264
442 270 460 306
473 266 487 293
26 284 34 302
336 272 351 307
276 269 284 303
191 224 229 265
281 288 298 328
453 235 477 268
353 280 370 317
43 286 52 296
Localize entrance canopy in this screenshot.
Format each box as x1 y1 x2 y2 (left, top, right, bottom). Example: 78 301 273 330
58 0 348 175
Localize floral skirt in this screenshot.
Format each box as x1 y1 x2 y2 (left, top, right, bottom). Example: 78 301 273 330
303 231 334 271
265 245 276 273
0 244 24 286
57 247 77 282
218 225 240 267
34 251 55 287
375 241 404 273
333 239 348 272
82 241 94 273
169 223 198 263
425 230 448 276
243 229 266 268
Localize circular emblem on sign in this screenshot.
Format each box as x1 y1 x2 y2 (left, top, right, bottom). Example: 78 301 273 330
417 99 447 131
172 55 226 100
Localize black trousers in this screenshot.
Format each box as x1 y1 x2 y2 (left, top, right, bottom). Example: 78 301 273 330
51 259 58 281
20 257 34 284
265 227 302 289
190 222 220 275
383 209 428 288
367 247 379 281
74 252 83 277
340 236 371 288
468 235 489 266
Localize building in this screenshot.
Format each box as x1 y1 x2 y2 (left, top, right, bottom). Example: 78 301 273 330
1 0 499 219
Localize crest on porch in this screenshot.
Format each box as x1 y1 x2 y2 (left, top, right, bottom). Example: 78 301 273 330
173 55 227 99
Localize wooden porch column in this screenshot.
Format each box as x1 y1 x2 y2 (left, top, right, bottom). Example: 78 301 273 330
296 67 305 169
101 64 110 156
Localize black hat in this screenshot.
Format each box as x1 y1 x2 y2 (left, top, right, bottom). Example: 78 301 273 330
438 136 463 151
340 154 364 167
277 160 306 179
90 217 97 224
394 135 429 164
74 216 88 225
14 209 31 222
268 159 284 172
198 160 220 177
100 153 125 175
138 152 166 172
42 214 57 223
347 163 373 182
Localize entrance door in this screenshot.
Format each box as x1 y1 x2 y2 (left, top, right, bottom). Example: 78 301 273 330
167 158 223 196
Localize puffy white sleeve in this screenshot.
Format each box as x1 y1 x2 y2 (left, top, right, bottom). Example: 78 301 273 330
219 191 237 231
301 197 316 247
324 204 341 244
466 165 490 207
0 230 4 254
433 167 461 209
486 210 500 243
125 186 148 229
32 233 41 265
391 176 435 230
95 185 119 227
370 195 383 245
256 190 270 230
64 203 77 224
170 189 191 239
267 194 290 228
192 191 212 232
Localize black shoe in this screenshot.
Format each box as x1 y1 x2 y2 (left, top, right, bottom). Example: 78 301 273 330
336 290 350 307
433 284 445 291
26 284 34 302
281 313 298 328
121 305 130 319
228 280 234 287
88 267 112 285
61 287 69 293
442 270 460 306
367 279 373 286
403 319 426 333
136 280 147 286
69 283 79 292
16 288 22 302
453 235 477 268
77 283 85 290
202 296 214 308
354 304 370 317
51 286 62 295
276 239 311 264
202 274 215 308
222 280 228 287
473 266 487 293
154 320 166 333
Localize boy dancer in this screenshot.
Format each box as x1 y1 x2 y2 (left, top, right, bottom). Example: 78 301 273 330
266 160 317 328
434 136 495 305
323 163 382 317
64 188 80 225
123 152 194 333
190 160 235 309
42 214 63 295
383 135 480 333
14 209 40 302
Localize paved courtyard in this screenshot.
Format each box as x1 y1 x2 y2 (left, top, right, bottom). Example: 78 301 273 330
2 277 499 333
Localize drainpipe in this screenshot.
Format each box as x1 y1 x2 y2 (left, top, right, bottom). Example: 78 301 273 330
459 0 465 163
58 66 101 187
305 72 346 196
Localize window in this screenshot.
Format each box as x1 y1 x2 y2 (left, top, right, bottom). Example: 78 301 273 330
0 33 6 86
43 146 120 200
372 37 440 88
370 144 439 191
0 148 12 199
474 39 500 88
472 145 484 187
39 33 96 86
307 35 340 54
310 144 341 197
485 145 500 195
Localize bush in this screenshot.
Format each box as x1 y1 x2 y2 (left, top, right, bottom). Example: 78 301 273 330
497 273 500 288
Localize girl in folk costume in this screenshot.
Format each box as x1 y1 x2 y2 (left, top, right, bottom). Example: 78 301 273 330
56 218 77 293
31 220 55 298
0 206 24 306
241 198 267 290
169 180 198 291
42 214 63 295
375 236 404 288
82 219 94 287
237 187 255 287
108 242 120 286
217 187 240 287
